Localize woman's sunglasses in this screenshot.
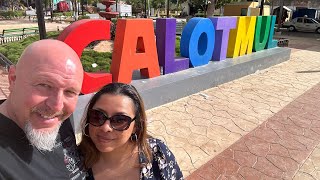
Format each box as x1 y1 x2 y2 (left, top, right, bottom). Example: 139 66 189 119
87 109 136 131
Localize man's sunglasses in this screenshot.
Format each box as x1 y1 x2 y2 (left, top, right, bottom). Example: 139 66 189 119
87 109 136 131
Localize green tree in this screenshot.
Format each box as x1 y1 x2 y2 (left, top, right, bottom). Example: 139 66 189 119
188 0 207 16
4 0 20 11
150 0 165 16
87 0 99 5
125 0 144 13
206 0 238 17
188 0 237 17
171 0 188 11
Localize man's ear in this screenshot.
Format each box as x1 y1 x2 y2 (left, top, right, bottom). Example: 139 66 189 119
8 65 16 92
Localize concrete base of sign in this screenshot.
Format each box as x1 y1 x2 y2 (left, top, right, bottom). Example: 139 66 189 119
71 47 291 133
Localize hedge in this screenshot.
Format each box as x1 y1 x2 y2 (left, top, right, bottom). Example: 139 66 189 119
0 11 26 19
0 31 182 72
0 32 112 73
53 11 73 17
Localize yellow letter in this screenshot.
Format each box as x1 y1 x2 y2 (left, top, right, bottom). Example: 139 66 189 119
227 16 257 58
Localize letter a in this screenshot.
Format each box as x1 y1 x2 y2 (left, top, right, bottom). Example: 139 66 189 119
111 19 160 83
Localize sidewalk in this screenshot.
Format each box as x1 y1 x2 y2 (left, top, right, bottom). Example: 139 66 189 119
1 33 320 178
0 18 69 33
0 68 9 100
146 45 320 178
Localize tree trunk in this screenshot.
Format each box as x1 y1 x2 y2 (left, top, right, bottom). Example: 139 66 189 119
206 0 215 17
50 0 53 22
260 0 264 15
10 1 14 11
35 0 47 39
166 0 169 18
277 0 284 31
73 0 78 21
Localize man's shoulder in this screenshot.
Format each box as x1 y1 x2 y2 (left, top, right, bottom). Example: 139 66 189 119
59 118 75 134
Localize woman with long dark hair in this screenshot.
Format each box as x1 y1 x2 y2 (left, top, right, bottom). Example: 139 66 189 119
79 83 183 180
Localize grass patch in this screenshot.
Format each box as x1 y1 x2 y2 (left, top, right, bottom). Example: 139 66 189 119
0 32 112 72
176 36 181 56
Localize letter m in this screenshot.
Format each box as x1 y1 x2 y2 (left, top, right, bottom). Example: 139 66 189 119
227 16 257 58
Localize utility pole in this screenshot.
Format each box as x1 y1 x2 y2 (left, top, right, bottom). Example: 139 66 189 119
277 0 284 32
260 0 264 16
81 0 84 16
144 0 147 18
166 0 169 18
50 0 54 22
35 0 47 39
116 0 118 13
147 0 150 17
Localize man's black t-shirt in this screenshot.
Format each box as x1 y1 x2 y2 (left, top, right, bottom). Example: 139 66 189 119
0 113 86 180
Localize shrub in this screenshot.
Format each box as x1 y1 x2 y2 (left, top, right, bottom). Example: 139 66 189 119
63 11 73 17
81 50 112 72
0 30 115 73
0 43 24 64
15 11 26 18
0 31 62 64
78 15 90 20
175 36 181 57
111 19 117 40
194 12 205 17
0 11 21 19
53 12 64 17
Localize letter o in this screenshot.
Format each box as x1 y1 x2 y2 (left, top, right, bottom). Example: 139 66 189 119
180 18 215 67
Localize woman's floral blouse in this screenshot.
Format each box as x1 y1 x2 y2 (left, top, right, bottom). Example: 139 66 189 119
140 138 183 180
86 138 183 180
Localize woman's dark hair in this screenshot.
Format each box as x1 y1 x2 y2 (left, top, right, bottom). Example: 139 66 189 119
79 83 151 168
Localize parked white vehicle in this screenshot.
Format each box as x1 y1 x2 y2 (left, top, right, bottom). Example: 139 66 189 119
283 17 320 33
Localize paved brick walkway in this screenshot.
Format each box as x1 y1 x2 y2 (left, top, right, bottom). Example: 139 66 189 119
187 83 320 179
147 46 320 177
0 68 9 100
1 23 320 179
0 18 69 34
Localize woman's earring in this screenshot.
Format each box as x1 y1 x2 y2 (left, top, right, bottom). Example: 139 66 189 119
83 123 90 137
130 133 138 142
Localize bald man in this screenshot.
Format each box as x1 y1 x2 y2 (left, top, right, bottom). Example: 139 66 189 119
0 40 86 179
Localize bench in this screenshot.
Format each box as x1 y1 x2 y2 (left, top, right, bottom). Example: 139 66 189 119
0 27 38 44
26 10 37 22
176 21 186 35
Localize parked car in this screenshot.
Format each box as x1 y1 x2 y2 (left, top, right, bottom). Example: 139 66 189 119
283 17 320 33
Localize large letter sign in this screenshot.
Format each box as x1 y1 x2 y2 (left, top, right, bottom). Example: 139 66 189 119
209 17 237 61
253 16 271 52
57 19 112 94
111 19 160 83
267 15 278 49
156 18 189 74
180 18 215 67
58 16 280 94
227 16 257 58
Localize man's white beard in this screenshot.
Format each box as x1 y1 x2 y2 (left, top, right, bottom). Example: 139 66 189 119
24 121 62 152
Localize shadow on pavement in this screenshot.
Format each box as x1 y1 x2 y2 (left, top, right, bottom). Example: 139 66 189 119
296 70 320 73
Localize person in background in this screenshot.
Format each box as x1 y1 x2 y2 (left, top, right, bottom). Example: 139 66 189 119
79 83 183 180
0 39 86 179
